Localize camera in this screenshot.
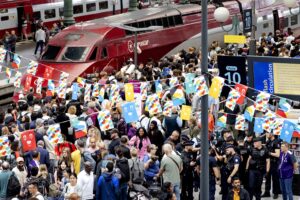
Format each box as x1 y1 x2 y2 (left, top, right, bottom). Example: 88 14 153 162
150 155 158 162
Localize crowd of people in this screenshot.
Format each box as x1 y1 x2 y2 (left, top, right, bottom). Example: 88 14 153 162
2 19 65 61
0 26 299 200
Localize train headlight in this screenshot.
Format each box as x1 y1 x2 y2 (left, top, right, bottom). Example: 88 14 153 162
214 7 230 23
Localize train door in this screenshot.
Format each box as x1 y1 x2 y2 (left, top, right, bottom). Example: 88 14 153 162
273 10 280 32
17 6 24 35
24 5 33 33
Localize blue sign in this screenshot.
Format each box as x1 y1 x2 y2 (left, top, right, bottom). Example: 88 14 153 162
280 120 295 143
72 83 79 100
253 62 274 94
121 102 139 123
254 118 264 134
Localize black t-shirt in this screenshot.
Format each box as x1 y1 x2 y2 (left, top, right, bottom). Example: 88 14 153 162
249 147 269 171
181 151 194 176
226 154 241 176
266 138 281 162
108 138 120 155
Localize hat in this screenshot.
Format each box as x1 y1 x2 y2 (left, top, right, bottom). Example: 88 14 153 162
182 140 194 147
16 157 24 163
181 134 190 142
36 118 44 126
225 144 235 150
253 137 262 142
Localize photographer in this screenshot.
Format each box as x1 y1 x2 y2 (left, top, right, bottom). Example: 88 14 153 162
143 144 160 185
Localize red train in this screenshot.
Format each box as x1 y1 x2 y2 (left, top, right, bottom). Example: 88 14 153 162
0 0 134 39
22 0 300 88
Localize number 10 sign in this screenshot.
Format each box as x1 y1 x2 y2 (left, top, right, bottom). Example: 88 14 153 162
217 56 247 96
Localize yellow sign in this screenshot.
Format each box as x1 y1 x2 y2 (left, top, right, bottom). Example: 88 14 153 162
125 83 134 102
224 35 246 44
209 77 224 99
273 63 300 95
180 105 192 121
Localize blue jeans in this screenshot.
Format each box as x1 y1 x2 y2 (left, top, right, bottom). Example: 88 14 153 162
173 182 181 200
280 178 293 200
119 183 128 200
34 40 44 55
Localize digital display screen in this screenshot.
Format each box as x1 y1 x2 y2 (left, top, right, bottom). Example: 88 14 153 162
248 56 300 100
253 62 300 95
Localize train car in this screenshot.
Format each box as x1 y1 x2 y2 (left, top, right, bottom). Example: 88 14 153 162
0 0 153 39
24 0 300 86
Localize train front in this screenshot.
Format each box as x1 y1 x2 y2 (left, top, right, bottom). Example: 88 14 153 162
38 28 103 82
18 24 108 98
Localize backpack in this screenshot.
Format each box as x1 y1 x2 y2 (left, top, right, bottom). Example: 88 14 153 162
7 172 21 197
37 177 49 196
130 159 144 184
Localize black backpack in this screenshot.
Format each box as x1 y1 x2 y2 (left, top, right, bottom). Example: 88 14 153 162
7 172 21 197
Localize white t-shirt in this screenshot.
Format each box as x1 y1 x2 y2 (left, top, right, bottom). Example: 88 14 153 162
121 64 135 76
63 183 82 199
35 29 46 42
286 35 295 44
77 171 94 200
12 167 28 187
32 192 44 200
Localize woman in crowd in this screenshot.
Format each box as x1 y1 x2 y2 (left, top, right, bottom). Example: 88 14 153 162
63 173 82 199
188 117 200 139
129 127 151 159
148 121 164 157
86 126 104 148
54 160 70 188
66 106 77 124
59 147 74 173
38 164 53 196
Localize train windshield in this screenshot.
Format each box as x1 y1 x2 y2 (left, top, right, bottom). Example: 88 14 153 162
41 45 61 60
61 47 89 62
